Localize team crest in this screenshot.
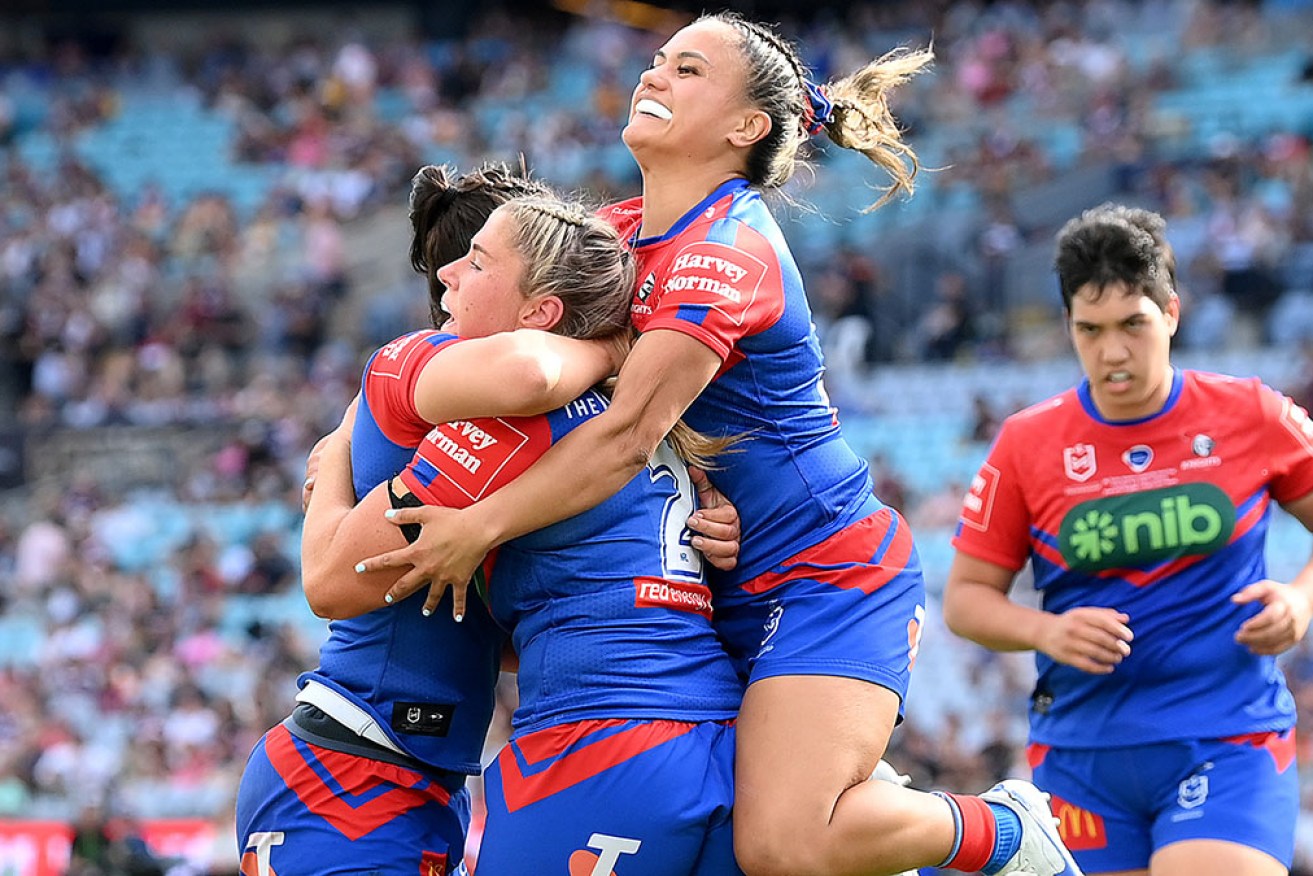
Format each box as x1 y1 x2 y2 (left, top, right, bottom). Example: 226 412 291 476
1063 444 1098 482
1122 444 1153 473
1191 434 1215 457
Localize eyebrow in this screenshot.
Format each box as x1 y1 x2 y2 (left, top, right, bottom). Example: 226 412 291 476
471 242 491 258
653 49 711 63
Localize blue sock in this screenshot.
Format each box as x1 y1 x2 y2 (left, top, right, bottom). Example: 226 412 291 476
981 802 1023 874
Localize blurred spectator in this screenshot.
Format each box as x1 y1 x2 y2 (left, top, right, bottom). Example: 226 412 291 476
1 0 1312 860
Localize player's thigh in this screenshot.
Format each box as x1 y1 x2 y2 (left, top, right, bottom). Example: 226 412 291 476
237 724 468 876
1151 839 1287 876
477 719 736 876
1149 733 1297 873
734 674 900 838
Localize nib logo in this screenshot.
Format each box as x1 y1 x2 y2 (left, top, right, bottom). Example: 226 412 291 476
1058 484 1235 572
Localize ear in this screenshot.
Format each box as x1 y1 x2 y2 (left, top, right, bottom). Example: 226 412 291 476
520 295 564 331
728 109 772 148
1164 292 1181 337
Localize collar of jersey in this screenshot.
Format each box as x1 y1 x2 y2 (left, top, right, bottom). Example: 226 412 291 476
631 177 751 249
1076 367 1184 425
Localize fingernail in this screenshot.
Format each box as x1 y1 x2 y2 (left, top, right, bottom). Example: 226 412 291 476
422 608 431 617
454 613 464 623
355 563 366 573
384 594 393 604
692 537 704 548
384 509 397 520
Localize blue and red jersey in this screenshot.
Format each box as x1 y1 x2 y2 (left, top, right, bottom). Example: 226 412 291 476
366 334 742 736
953 370 1313 747
601 179 888 655
300 330 503 776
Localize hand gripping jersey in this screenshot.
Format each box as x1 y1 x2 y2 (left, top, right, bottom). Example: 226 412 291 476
953 370 1313 747
601 179 893 664
396 391 745 735
298 330 504 775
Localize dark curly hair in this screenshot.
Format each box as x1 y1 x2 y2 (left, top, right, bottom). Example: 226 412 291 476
1054 203 1177 311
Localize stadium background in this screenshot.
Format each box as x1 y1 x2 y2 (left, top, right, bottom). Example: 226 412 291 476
1 0 1312 872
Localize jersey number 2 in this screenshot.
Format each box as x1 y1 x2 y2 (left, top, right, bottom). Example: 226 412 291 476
647 442 705 583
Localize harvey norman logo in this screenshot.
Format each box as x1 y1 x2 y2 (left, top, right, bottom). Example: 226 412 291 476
420 418 530 501
1057 483 1235 572
663 242 767 325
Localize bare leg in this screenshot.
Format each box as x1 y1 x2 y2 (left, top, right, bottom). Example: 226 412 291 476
732 674 958 876
1152 840 1286 876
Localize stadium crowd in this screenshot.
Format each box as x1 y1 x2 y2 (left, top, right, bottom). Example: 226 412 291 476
2 0 1313 872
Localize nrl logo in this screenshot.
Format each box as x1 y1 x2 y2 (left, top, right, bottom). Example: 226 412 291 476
1063 443 1097 482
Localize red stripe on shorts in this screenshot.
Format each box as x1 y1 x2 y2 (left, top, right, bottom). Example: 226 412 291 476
743 508 914 595
1222 728 1297 773
498 719 697 813
264 724 450 840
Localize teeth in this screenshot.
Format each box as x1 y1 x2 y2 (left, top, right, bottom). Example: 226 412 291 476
636 98 672 120
1109 371 1131 381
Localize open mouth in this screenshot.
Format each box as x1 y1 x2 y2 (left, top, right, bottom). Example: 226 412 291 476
635 98 672 120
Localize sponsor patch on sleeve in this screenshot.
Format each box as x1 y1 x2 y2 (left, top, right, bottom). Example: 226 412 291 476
416 418 532 502
367 331 442 383
1281 396 1313 453
661 241 767 327
959 463 1001 531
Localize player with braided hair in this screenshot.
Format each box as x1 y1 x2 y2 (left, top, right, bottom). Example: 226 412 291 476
238 170 741 874
298 192 747 874
357 12 1083 876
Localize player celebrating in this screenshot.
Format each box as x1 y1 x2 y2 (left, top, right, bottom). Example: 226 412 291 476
300 195 747 874
235 171 642 875
944 203 1313 876
360 13 1082 876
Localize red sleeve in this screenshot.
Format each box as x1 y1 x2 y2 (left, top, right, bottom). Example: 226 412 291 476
646 227 785 361
952 418 1033 572
362 330 459 447
1257 381 1313 504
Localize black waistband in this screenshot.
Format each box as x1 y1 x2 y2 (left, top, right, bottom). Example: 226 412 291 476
285 704 467 790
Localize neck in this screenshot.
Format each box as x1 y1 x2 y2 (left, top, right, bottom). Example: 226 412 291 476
637 160 746 239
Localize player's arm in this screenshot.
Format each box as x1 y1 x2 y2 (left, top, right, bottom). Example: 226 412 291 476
300 400 412 619
413 330 625 424
943 551 1133 675
1233 488 1313 655
358 328 723 616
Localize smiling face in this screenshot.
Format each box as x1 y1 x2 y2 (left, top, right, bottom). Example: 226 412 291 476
1068 280 1179 421
622 19 762 167
435 208 531 339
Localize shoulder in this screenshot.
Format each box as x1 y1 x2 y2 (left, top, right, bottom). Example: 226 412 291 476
999 390 1077 434
599 198 643 237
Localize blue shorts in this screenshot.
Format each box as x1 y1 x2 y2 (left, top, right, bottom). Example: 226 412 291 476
722 508 926 699
475 718 741 876
1029 730 1298 872
235 722 470 876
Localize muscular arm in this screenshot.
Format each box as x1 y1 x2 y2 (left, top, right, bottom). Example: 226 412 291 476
943 551 1134 675
361 329 723 614
414 330 622 424
301 409 412 619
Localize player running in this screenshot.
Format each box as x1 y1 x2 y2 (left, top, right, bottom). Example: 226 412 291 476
945 203 1313 876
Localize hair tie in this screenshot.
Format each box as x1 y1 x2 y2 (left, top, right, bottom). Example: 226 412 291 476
802 79 834 136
